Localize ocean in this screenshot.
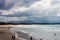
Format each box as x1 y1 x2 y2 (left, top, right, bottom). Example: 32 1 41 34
10 25 60 40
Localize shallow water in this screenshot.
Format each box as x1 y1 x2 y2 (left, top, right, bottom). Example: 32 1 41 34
10 25 60 40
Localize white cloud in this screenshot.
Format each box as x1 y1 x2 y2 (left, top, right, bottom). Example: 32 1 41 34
7 16 28 21
0 16 28 22
0 0 60 22
1 6 29 15
56 9 60 16
1 0 60 16
10 7 29 12
28 0 60 16
30 0 52 9
1 11 14 15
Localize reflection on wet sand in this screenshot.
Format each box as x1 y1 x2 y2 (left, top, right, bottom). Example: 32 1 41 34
0 25 60 40
0 27 36 40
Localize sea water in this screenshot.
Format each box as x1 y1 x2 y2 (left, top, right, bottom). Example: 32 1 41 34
10 25 60 40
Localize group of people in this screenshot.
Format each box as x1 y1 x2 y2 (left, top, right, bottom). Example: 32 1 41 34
30 33 56 40
30 37 43 40
12 33 56 40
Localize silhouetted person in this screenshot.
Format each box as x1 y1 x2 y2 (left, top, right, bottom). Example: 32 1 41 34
12 36 15 40
31 37 32 40
54 33 56 36
40 39 42 40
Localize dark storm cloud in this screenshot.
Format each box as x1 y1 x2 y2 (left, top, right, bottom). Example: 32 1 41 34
0 0 5 8
0 0 15 10
0 0 40 10
14 0 40 7
0 0 60 23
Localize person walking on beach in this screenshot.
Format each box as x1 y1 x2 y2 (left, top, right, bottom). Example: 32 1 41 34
40 39 42 40
12 36 15 40
31 37 32 40
54 33 56 36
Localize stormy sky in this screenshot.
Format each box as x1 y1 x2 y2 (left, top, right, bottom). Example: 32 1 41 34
0 0 60 23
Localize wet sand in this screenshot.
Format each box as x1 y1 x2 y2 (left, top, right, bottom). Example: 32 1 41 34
0 27 32 40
